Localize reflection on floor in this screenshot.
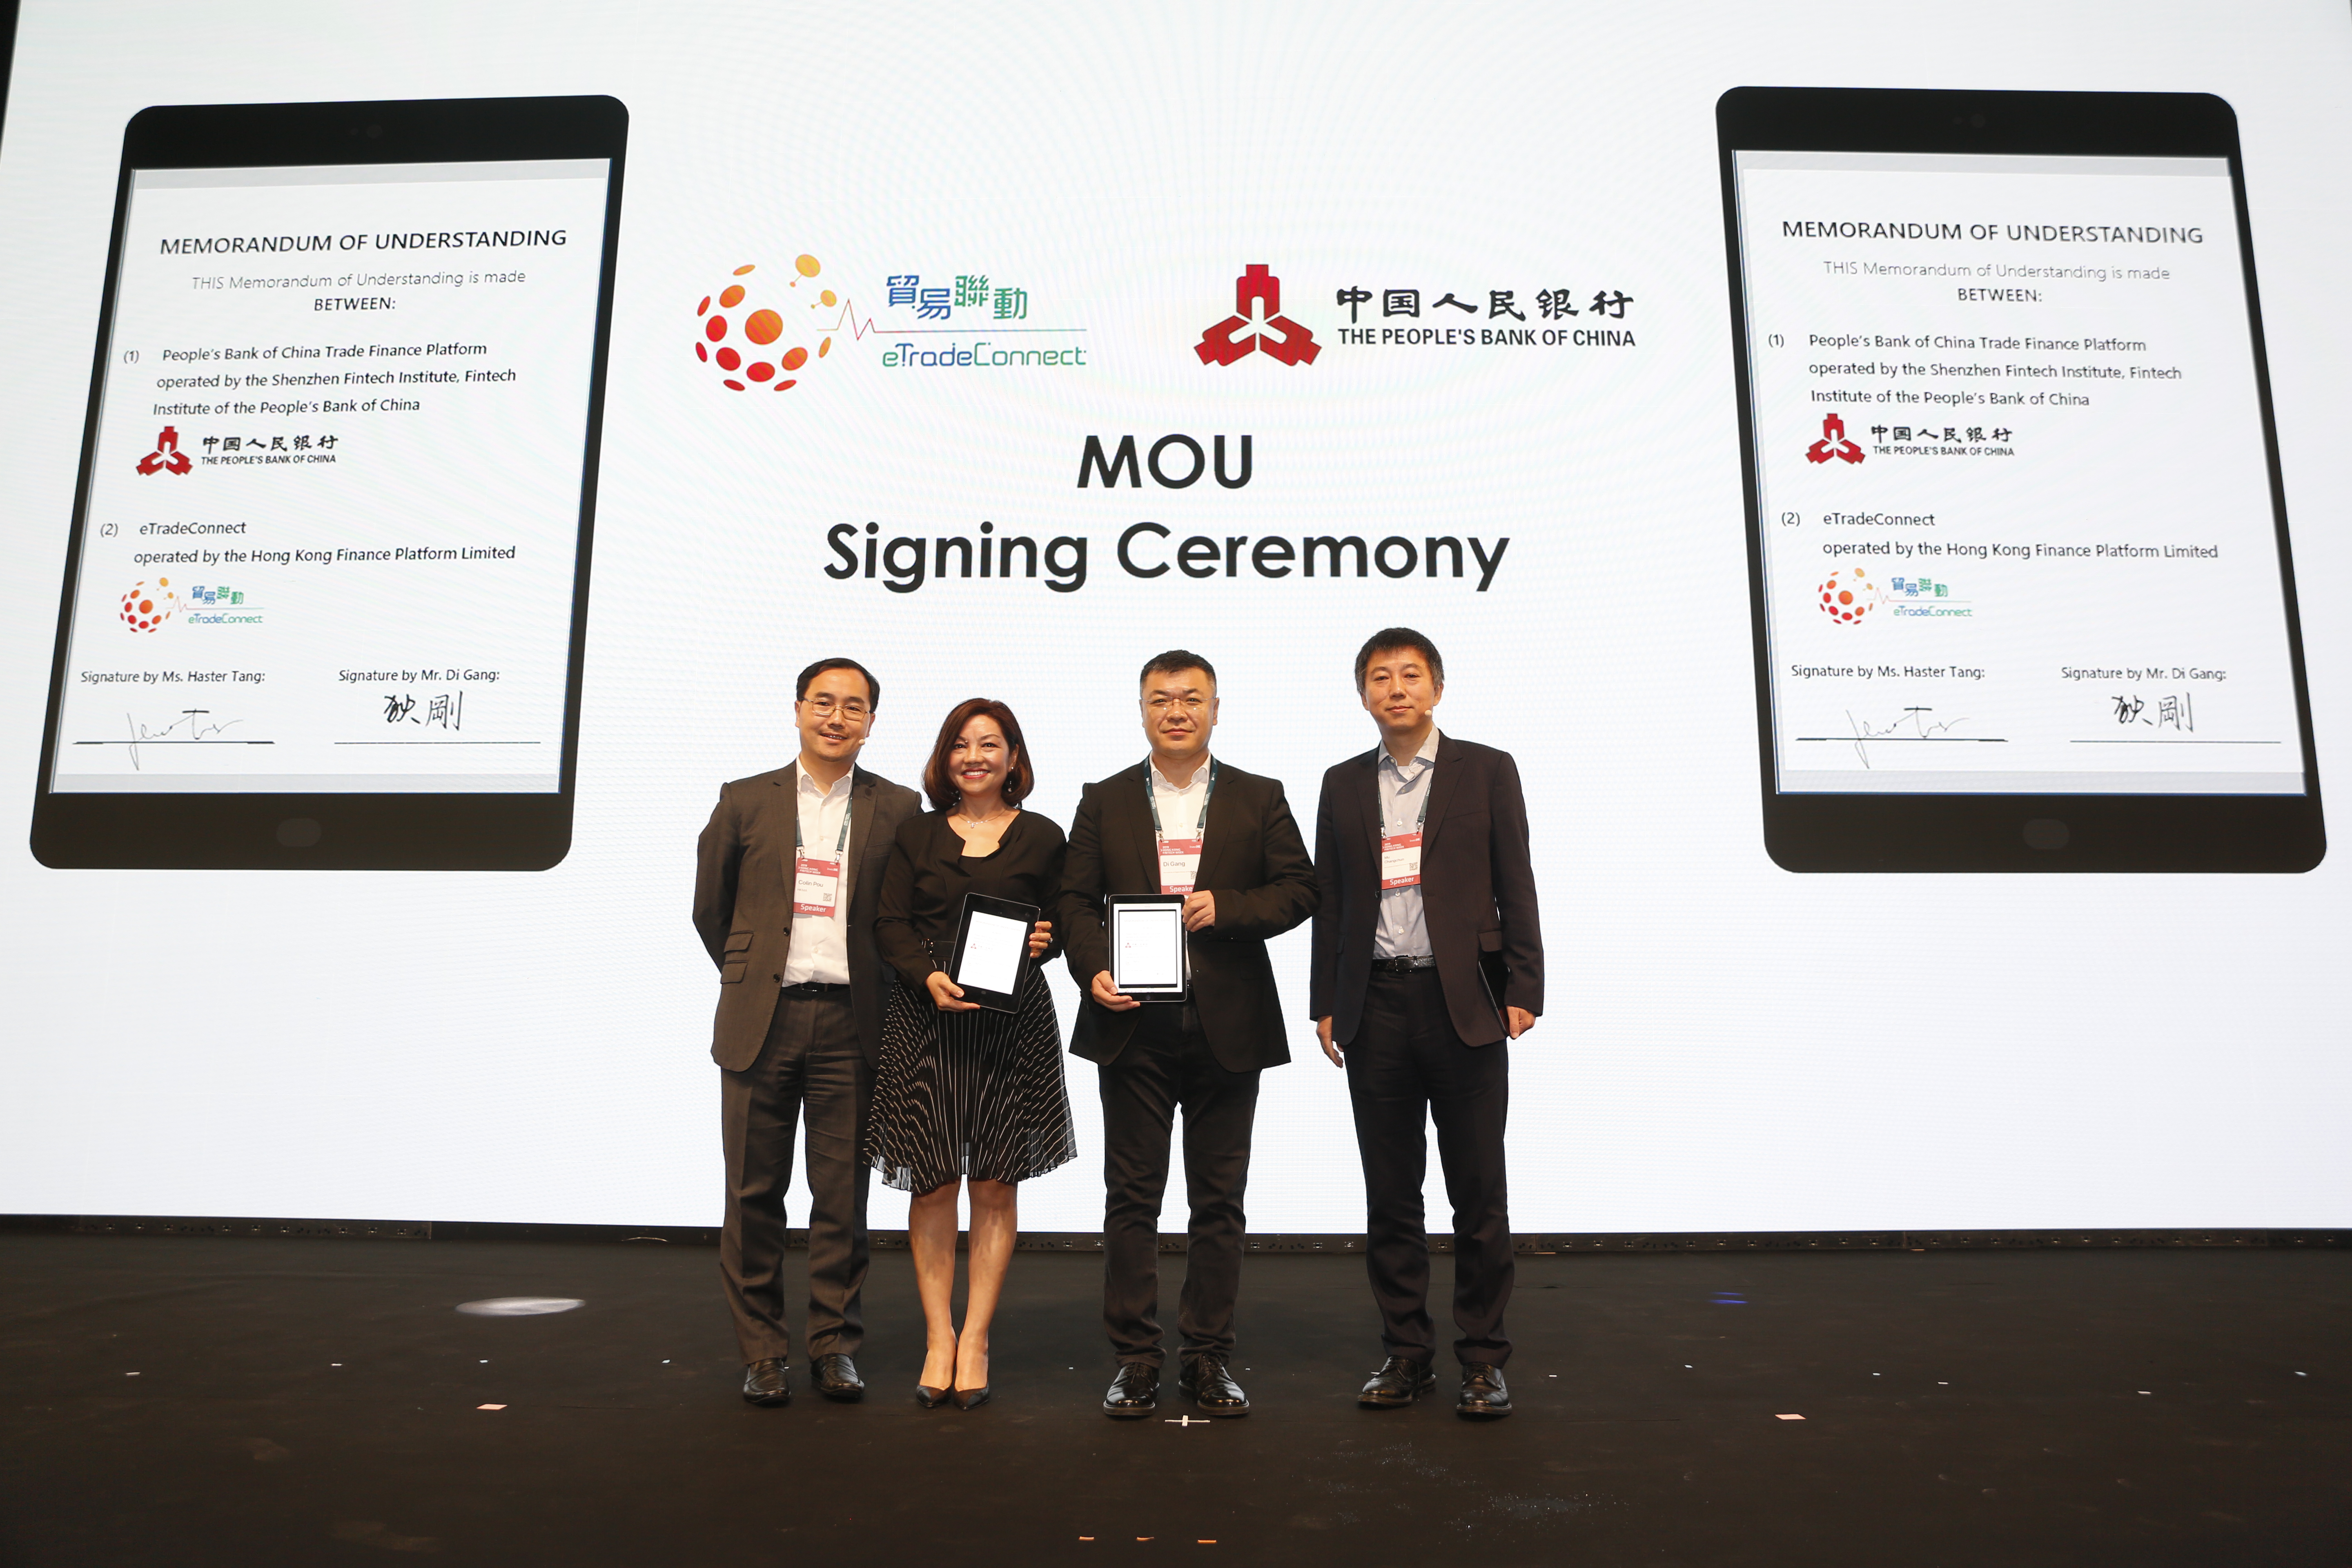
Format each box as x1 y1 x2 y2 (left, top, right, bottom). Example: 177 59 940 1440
0 1234 2345 1564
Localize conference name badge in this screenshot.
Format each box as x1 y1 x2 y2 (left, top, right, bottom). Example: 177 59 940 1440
1380 831 1423 890
1157 835 1203 895
793 854 842 918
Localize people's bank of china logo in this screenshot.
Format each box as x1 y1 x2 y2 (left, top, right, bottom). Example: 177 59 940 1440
137 426 193 476
1197 265 1320 366
1806 413 1864 466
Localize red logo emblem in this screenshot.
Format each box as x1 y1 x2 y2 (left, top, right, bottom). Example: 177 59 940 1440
1805 412 1864 465
1196 264 1320 366
1818 568 1876 624
137 425 193 476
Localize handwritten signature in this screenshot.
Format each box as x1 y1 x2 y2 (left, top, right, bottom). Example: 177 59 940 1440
1843 707 1970 768
122 708 242 770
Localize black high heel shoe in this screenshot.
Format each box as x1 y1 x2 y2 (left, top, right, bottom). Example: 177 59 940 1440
917 1335 957 1408
951 1345 990 1409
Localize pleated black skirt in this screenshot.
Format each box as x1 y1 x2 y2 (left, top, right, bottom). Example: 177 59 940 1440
865 964 1077 1194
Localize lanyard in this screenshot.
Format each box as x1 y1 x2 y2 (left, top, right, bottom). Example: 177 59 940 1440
795 783 853 855
1145 757 1218 838
1378 746 1433 836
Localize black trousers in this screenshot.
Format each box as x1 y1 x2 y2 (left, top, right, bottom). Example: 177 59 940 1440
1098 1002 1261 1368
719 990 871 1364
1345 967 1513 1367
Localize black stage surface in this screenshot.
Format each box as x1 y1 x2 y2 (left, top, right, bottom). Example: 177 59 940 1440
1 1234 2345 1566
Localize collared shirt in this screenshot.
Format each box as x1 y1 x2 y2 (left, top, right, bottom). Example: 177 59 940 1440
1374 725 1439 959
781 766 854 986
1148 752 1214 840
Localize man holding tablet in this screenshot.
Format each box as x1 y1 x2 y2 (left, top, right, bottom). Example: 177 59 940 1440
1061 651 1317 1418
1311 629 1544 1419
693 658 921 1408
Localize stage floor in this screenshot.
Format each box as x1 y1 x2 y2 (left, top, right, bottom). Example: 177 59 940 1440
1 1234 2345 1565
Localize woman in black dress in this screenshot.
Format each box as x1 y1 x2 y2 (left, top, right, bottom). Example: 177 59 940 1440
869 697 1074 1408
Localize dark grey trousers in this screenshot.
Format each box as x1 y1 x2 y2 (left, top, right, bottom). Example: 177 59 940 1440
1098 1002 1261 1368
1346 967 1514 1367
719 991 870 1364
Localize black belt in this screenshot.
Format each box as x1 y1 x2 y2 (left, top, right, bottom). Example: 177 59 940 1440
1370 955 1439 976
780 980 850 996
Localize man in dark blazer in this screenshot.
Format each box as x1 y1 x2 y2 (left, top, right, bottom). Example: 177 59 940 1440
693 657 921 1409
1061 650 1317 1419
1310 628 1543 1419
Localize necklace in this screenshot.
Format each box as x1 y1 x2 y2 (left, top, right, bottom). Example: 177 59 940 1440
956 802 1011 830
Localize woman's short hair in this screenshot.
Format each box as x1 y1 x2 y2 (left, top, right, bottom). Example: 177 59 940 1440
921 697 1034 811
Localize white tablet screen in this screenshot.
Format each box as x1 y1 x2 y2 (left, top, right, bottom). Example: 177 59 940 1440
1112 904 1184 990
956 907 1029 996
52 158 610 795
1731 150 2306 797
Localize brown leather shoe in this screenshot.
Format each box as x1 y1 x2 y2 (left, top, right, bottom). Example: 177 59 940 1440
1456 1362 1512 1419
811 1353 864 1402
1357 1355 1436 1408
742 1357 790 1407
1178 1353 1250 1417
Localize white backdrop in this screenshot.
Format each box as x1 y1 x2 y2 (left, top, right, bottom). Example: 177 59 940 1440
2 1 2347 1232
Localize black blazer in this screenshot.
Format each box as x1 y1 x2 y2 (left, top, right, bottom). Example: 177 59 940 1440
692 763 923 1071
1060 760 1317 1073
1309 734 1544 1048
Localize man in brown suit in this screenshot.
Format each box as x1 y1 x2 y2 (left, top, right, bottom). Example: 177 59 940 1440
693 657 921 1408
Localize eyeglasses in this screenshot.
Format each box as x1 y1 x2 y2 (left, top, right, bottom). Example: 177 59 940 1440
1145 695 1209 712
800 696 871 722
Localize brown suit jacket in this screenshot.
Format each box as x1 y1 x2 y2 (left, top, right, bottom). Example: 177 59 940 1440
1309 734 1544 1048
692 762 922 1070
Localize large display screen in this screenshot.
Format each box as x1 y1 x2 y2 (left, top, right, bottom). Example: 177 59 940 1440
0 2 2346 1236
53 158 610 795
1733 151 2306 797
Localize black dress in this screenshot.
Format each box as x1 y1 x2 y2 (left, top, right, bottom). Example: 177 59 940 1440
866 810 1077 1194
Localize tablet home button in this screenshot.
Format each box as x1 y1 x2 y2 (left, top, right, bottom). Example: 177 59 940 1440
2022 818 2069 851
276 817 323 848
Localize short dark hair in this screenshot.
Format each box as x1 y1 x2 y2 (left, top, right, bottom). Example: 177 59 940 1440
1138 649 1217 688
921 698 1035 812
1353 628 1444 691
795 657 880 710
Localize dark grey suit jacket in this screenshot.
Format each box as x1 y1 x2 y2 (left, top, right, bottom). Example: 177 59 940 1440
1309 734 1544 1049
692 762 923 1071
1060 760 1316 1074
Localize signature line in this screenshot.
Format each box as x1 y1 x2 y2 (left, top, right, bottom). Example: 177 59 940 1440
1789 709 2005 768
81 710 263 770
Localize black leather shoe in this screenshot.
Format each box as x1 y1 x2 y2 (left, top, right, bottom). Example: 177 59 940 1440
1102 1362 1160 1419
1456 1362 1512 1419
914 1383 950 1409
951 1383 991 1410
1357 1355 1436 1408
1178 1353 1250 1417
811 1353 864 1402
741 1357 790 1407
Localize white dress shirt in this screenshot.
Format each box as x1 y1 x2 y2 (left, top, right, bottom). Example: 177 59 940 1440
1149 752 1214 838
781 765 854 986
1373 725 1439 959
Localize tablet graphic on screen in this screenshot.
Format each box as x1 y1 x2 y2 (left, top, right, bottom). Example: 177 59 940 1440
947 894 1039 1013
1718 87 2323 872
1107 893 1187 999
31 96 626 869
